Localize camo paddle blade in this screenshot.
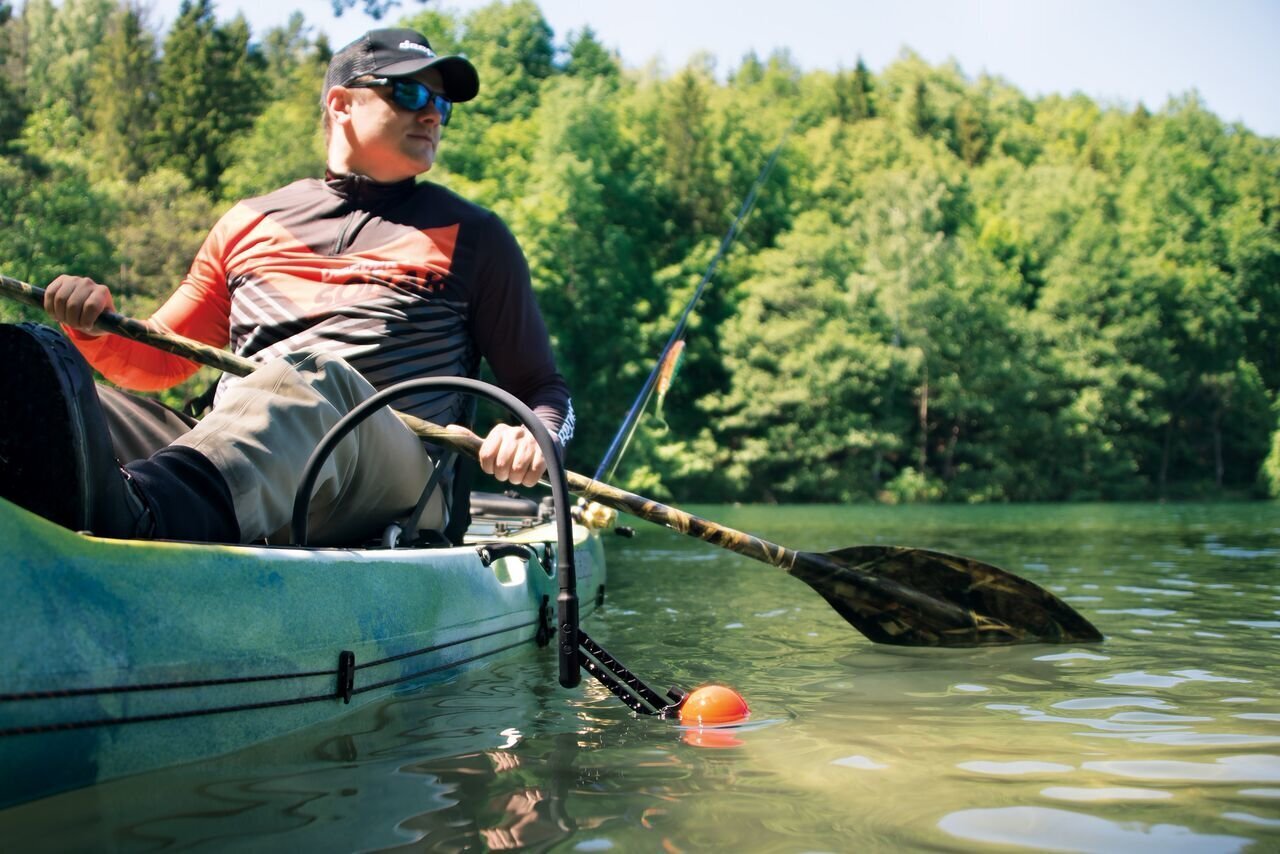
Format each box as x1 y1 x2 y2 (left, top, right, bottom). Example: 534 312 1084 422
788 546 1104 647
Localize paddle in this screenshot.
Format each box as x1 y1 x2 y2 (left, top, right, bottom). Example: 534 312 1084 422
1 275 1103 647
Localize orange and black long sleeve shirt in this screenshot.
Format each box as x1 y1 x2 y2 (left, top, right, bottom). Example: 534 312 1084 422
70 173 574 445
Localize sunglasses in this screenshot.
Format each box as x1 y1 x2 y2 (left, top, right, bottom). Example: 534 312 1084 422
346 77 454 125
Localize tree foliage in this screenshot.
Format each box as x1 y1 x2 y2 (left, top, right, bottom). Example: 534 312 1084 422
152 0 264 193
86 2 157 180
2 0 1276 503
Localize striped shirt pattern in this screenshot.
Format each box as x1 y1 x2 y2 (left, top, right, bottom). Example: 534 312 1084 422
71 174 573 444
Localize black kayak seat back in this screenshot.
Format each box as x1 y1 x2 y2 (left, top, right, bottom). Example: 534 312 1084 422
468 491 540 519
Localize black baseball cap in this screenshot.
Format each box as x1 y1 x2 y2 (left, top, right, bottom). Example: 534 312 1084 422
324 28 479 103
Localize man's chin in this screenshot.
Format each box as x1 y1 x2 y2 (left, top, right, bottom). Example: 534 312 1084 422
407 154 435 175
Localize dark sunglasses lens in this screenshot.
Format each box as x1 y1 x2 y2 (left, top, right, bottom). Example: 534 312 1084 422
434 96 453 125
390 80 428 110
390 80 452 125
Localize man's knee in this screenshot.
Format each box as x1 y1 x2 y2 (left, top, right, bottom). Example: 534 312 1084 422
238 351 376 412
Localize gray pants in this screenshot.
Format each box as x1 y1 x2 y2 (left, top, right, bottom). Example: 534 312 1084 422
100 352 444 545
100 385 199 462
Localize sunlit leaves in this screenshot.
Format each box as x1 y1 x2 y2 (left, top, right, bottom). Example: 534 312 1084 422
1 0 1276 501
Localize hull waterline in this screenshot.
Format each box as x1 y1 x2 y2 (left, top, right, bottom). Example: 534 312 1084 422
0 498 606 807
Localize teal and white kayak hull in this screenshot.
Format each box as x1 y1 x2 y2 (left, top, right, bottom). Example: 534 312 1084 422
0 498 606 807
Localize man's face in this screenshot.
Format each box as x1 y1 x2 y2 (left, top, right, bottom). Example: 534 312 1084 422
341 68 448 181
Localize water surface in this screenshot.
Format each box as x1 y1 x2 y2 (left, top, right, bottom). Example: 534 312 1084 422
3 502 1278 851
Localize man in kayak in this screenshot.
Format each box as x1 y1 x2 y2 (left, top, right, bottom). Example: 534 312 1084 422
0 28 573 545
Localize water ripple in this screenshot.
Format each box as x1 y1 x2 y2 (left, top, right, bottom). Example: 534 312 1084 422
1115 586 1196 597
5 503 1278 852
1052 697 1177 711
1081 754 1280 782
1223 812 1280 828
1040 786 1173 802
957 761 1074 776
1096 669 1251 688
831 755 889 771
1228 620 1280 630
1035 651 1110 662
1097 732 1280 747
938 807 1251 853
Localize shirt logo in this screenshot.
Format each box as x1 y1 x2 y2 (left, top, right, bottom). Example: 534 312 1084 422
399 41 436 58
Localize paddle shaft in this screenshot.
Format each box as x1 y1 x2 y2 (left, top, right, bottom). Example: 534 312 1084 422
1 275 256 377
1 275 964 625
5 273 1109 644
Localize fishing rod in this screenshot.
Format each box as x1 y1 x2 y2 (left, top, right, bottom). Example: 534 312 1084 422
592 123 794 484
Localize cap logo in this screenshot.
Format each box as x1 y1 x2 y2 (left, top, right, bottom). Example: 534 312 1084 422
399 40 435 57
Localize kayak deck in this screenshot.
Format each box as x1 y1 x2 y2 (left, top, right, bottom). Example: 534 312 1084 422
0 498 605 807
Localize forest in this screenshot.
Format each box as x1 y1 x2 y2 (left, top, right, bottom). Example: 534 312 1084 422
2 0 1278 503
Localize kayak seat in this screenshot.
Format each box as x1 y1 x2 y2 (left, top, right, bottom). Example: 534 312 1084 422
469 491 541 518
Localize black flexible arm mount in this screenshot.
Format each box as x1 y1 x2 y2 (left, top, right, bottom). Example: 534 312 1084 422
291 376 686 710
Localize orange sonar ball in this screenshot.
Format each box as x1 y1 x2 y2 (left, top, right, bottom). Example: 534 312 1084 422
678 685 750 726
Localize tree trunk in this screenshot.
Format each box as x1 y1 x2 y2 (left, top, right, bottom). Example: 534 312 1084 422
943 423 960 481
1158 419 1172 501
1212 406 1224 489
917 369 929 474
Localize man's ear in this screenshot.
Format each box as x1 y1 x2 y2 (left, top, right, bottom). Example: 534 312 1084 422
326 86 356 127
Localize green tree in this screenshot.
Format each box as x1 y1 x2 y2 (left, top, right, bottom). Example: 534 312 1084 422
833 58 875 123
911 238 1080 500
730 51 765 88
0 0 26 149
21 0 114 117
398 3 548 184
951 99 988 165
1106 99 1267 495
1262 403 1280 498
1222 133 1280 392
152 0 265 193
462 0 554 125
258 11 327 95
654 67 718 243
220 43 327 200
843 165 958 488
702 211 912 501
562 26 619 86
0 155 116 309
15 98 89 168
329 0 400 18
1033 195 1187 498
506 78 659 470
86 2 158 181
108 167 220 308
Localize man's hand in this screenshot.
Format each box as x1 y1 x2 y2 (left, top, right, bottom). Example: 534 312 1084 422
44 275 116 336
448 423 547 488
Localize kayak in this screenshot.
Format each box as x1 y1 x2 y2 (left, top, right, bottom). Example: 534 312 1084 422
0 495 606 808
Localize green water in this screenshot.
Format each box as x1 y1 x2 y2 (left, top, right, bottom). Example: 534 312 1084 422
2 503 1278 851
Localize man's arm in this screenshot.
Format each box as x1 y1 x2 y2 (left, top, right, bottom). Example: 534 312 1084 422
467 212 573 486
46 218 237 392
